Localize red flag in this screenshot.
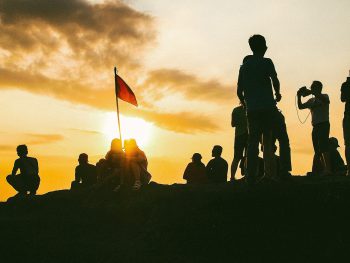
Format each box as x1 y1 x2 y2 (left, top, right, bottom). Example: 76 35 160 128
115 75 138 107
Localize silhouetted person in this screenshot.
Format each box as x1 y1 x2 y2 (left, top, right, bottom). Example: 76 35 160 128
122 139 151 191
6 145 40 196
71 153 97 189
231 103 248 181
237 34 281 183
183 153 207 184
206 145 228 183
297 81 331 175
329 137 346 176
341 73 350 175
273 110 292 177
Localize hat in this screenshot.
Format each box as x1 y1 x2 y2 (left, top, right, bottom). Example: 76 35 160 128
192 153 202 160
329 137 340 148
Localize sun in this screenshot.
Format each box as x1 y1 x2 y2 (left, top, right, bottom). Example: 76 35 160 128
102 113 153 148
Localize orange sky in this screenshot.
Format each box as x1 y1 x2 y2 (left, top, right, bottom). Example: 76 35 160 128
0 0 350 200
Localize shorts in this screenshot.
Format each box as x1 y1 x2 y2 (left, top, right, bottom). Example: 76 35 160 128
234 134 248 159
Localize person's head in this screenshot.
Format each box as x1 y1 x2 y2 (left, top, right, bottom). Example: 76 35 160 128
248 35 267 56
78 153 88 165
110 138 122 152
125 138 138 153
212 145 223 157
16 144 28 157
329 137 340 150
242 55 252 64
191 153 202 163
310 81 323 95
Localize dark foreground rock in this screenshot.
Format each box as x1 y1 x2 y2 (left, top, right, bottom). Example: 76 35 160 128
1 176 350 262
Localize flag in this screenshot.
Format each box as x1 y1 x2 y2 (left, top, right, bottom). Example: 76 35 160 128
115 75 138 107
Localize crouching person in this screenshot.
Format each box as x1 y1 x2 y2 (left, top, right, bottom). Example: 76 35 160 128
118 139 151 191
71 153 97 190
7 145 40 197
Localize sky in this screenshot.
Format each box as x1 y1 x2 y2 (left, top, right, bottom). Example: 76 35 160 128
0 0 349 200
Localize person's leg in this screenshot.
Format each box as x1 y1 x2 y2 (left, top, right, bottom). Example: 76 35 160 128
231 134 246 181
311 125 323 174
130 162 141 190
6 174 26 194
28 175 40 195
319 122 331 175
275 113 292 173
262 129 276 179
246 112 261 184
343 116 350 175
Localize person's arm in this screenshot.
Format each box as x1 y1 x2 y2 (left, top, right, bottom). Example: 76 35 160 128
75 167 80 182
341 83 348 102
231 109 236 127
237 67 245 106
268 59 281 102
34 158 39 175
297 93 310 110
183 164 190 180
11 160 19 176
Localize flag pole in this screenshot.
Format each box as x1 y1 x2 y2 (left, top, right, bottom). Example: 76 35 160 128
114 67 123 143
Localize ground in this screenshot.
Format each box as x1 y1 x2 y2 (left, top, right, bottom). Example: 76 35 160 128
1 176 350 262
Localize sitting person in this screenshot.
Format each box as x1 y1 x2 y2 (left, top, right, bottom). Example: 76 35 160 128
71 153 97 189
95 139 125 190
7 145 40 196
183 153 207 184
118 139 151 191
206 145 228 183
329 137 346 176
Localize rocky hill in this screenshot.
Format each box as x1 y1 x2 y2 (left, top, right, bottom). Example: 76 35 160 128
1 176 350 262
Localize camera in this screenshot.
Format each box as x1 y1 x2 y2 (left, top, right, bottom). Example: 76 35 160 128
298 86 312 97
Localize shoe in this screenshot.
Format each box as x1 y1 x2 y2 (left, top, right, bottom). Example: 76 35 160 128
132 180 141 191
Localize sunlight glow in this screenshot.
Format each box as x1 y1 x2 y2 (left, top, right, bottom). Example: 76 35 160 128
102 113 153 148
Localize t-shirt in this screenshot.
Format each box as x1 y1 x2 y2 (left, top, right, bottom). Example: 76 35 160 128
75 163 97 186
231 105 247 137
206 157 228 183
14 157 39 176
304 94 330 126
341 79 350 115
238 56 277 112
183 162 207 184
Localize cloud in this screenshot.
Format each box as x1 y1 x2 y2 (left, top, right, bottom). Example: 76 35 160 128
0 0 225 134
26 134 64 145
0 145 12 152
142 69 234 103
68 128 102 135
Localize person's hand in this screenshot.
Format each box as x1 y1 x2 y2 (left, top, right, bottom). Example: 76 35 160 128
275 93 282 102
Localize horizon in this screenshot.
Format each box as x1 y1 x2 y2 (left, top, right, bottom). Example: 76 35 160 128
0 0 350 201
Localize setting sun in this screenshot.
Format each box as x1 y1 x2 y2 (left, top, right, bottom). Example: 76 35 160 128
102 113 154 148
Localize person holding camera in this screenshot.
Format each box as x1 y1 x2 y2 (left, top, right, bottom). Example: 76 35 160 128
341 73 350 176
297 81 331 175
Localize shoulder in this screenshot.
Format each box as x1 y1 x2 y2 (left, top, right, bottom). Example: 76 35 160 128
221 158 228 165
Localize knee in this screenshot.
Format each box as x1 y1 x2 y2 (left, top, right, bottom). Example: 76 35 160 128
6 174 13 183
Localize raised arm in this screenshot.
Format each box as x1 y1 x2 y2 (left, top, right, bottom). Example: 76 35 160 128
297 93 308 110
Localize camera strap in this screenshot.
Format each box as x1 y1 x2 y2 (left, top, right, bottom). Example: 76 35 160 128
295 95 311 124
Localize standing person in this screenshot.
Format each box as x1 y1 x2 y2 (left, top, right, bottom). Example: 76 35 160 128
297 81 331 175
206 145 228 183
183 153 207 184
6 145 40 196
71 153 97 189
237 34 282 184
274 110 292 177
341 73 350 175
231 103 248 181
